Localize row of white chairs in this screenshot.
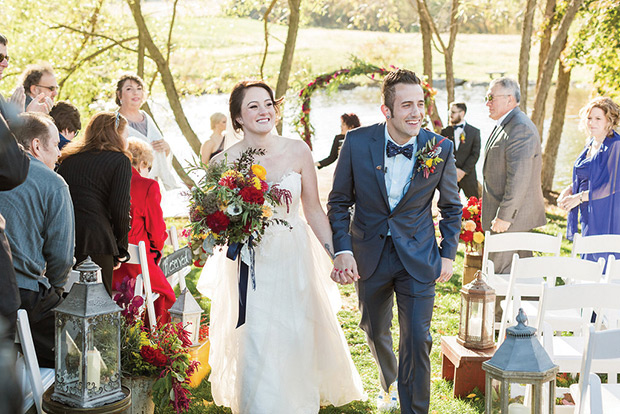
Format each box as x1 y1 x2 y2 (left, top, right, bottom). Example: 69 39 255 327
20 226 191 413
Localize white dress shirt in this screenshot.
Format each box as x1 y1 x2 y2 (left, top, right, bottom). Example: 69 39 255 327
384 125 417 212
453 122 466 151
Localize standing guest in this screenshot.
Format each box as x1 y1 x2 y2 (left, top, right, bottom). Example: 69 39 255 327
57 112 132 295
316 113 361 169
328 69 462 413
113 138 175 325
0 112 74 368
558 97 620 262
116 73 177 190
21 63 57 112
49 101 81 150
482 77 546 274
441 102 481 198
200 112 234 163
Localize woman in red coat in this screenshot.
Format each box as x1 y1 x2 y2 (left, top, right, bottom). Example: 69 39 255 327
113 138 175 324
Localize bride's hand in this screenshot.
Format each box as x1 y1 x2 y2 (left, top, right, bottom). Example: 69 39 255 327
331 254 359 284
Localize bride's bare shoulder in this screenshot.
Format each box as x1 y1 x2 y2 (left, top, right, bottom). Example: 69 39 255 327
279 136 310 156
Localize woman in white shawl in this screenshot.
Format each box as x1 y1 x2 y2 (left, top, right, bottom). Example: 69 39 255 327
115 74 178 190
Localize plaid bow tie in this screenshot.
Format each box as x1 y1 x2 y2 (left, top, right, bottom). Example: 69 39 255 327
386 140 414 159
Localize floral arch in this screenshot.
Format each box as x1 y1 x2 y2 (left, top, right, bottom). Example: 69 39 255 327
293 58 438 148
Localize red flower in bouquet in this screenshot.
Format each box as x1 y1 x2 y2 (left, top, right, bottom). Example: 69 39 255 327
218 175 237 189
239 186 265 204
205 211 230 234
460 196 485 252
140 345 168 367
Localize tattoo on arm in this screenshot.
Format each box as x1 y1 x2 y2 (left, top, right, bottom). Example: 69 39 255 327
324 243 336 261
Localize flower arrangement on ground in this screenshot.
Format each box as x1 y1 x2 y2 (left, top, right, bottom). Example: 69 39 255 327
114 277 199 413
460 196 485 253
187 147 292 266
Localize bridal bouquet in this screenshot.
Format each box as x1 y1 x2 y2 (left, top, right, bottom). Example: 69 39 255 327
460 196 485 253
187 148 292 266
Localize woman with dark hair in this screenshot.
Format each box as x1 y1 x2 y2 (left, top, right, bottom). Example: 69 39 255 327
113 138 175 324
116 73 177 190
316 113 361 169
558 97 620 262
57 111 132 295
197 81 363 412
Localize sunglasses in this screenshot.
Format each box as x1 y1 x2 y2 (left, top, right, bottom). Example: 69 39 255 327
0 53 9 63
484 94 510 103
35 84 59 92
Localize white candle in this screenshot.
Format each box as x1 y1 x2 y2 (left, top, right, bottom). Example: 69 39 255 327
86 349 101 390
508 403 530 414
469 317 482 338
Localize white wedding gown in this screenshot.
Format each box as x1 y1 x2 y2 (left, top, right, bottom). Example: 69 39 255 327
197 171 365 413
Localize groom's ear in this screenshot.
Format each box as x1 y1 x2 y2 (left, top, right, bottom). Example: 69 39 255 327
380 104 391 120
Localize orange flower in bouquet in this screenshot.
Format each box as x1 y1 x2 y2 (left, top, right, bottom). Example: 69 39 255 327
460 196 485 252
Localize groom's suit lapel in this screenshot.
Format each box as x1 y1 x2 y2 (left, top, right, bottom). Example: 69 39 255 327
369 124 390 209
392 129 433 213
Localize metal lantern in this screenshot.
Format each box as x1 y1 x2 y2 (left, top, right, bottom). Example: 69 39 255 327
52 257 124 408
458 271 495 349
169 288 204 346
482 309 559 414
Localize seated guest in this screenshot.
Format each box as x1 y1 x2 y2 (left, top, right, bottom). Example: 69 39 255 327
49 101 81 150
316 113 360 169
113 138 175 324
58 112 132 295
0 112 74 368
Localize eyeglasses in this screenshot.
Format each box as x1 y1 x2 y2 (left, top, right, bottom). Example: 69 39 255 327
0 53 9 63
484 94 511 103
35 84 59 92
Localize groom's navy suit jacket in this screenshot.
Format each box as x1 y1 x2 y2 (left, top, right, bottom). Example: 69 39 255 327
328 123 462 282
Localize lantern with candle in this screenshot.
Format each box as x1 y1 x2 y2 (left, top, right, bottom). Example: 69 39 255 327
169 288 204 347
52 257 124 408
482 309 558 414
458 271 495 350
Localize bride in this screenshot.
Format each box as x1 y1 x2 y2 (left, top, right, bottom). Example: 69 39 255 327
196 80 365 413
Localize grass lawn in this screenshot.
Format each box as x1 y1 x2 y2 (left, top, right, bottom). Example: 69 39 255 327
160 208 569 414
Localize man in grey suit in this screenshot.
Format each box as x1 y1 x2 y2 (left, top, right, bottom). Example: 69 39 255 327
328 69 462 413
482 77 546 274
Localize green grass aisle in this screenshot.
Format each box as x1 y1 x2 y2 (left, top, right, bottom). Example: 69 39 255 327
161 210 567 413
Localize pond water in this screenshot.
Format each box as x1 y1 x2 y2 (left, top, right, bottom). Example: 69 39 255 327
152 83 592 216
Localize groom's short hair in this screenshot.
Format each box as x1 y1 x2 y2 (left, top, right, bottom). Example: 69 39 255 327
382 69 421 113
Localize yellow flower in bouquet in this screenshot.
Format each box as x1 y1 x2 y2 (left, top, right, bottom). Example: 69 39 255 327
251 176 262 190
221 169 243 180
426 158 433 167
251 164 267 180
464 220 477 232
473 231 485 244
262 205 273 218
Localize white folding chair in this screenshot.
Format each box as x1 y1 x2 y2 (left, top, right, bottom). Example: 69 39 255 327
482 231 563 298
15 309 54 414
535 283 620 384
498 255 606 344
570 326 620 414
571 233 620 259
127 241 158 332
163 226 188 291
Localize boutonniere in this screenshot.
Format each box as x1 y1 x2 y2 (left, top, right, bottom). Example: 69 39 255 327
415 137 447 179
459 132 466 143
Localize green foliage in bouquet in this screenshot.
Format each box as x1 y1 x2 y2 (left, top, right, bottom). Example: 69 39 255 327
186 148 292 266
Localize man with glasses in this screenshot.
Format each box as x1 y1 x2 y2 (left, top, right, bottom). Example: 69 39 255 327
21 63 57 112
481 77 546 273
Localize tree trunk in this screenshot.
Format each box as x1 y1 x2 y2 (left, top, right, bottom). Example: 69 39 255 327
275 0 301 136
518 0 537 112
541 56 571 193
537 0 556 92
444 0 459 107
126 0 202 156
530 0 583 137
418 0 433 85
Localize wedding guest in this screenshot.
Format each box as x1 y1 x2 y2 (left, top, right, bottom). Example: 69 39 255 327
0 112 74 368
558 97 620 262
200 112 234 163
197 80 364 412
116 73 178 190
21 63 57 112
482 77 546 274
113 138 175 325
57 112 132 295
316 113 360 169
49 101 81 150
441 102 481 198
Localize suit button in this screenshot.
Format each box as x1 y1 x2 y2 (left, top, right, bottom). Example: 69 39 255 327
379 234 385 239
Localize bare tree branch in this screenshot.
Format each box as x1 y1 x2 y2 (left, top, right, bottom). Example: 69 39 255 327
166 0 180 65
260 0 278 80
50 23 139 53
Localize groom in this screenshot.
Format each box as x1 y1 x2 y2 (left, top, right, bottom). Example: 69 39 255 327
327 69 462 413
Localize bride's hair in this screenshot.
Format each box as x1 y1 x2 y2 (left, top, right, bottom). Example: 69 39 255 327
229 80 283 131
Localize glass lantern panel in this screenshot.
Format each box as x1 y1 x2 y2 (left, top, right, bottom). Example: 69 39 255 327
468 298 484 340
57 315 84 394
489 378 536 414
89 314 120 393
184 315 199 342
484 299 495 340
